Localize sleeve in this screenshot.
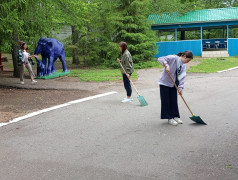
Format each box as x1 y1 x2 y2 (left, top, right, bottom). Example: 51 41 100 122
125 56 133 73
157 55 174 67
178 65 186 90
18 50 24 63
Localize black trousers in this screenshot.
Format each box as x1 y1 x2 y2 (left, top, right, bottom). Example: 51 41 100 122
160 85 180 119
123 73 132 97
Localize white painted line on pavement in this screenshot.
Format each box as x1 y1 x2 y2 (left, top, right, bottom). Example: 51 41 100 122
0 91 118 128
68 91 117 104
217 66 238 73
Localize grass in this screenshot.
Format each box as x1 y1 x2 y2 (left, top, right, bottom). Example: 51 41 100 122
52 57 238 81
134 60 162 69
188 57 238 73
3 52 238 81
68 68 138 82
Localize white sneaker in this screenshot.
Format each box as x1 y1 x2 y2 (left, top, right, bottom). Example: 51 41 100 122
168 119 178 126
32 80 37 84
121 98 132 103
123 97 133 101
174 117 183 124
20 81 24 84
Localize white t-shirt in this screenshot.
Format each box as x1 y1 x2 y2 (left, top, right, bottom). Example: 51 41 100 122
22 50 29 63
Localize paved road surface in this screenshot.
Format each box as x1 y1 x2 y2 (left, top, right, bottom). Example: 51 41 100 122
0 69 238 180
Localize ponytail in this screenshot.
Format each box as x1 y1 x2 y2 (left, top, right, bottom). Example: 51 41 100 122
177 50 193 59
177 52 183 57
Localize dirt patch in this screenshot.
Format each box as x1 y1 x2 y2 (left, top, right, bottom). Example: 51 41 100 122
187 60 200 69
0 87 97 123
55 76 80 82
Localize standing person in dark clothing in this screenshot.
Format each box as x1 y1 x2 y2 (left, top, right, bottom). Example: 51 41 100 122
157 51 193 126
117 42 134 103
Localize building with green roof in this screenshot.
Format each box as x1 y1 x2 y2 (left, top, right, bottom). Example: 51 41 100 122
148 7 238 57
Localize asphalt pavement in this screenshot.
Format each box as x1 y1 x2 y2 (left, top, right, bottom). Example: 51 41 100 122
0 69 238 180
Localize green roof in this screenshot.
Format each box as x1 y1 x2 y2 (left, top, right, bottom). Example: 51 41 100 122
148 7 238 26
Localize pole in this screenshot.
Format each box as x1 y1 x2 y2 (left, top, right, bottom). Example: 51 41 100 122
175 28 177 41
227 25 229 51
201 26 203 55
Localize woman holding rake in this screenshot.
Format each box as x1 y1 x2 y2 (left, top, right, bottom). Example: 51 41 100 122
117 42 134 103
157 51 193 126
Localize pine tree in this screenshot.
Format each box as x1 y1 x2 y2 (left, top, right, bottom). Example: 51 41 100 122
113 0 157 63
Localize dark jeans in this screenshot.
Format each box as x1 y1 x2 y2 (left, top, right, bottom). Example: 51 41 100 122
123 73 132 97
160 85 180 119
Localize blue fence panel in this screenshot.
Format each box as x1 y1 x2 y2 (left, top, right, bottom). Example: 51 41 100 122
228 38 238 56
155 40 202 57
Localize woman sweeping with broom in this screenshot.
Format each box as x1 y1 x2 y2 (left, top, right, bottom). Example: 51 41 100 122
117 42 134 103
117 42 147 106
157 51 193 126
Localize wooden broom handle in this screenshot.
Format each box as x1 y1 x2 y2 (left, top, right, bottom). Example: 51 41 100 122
163 63 194 116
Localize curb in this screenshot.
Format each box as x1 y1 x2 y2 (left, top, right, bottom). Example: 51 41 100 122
217 66 238 73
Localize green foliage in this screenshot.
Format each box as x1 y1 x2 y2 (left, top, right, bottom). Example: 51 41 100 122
152 0 187 14
230 27 238 38
179 0 229 10
113 0 157 63
64 0 158 67
2 0 238 73
0 0 59 51
0 0 63 77
184 30 201 40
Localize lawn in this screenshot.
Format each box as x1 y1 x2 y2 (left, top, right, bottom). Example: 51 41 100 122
68 68 138 82
2 53 238 81
188 57 238 73
66 59 158 82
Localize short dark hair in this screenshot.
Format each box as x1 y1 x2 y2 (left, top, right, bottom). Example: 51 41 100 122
177 51 193 59
120 41 128 55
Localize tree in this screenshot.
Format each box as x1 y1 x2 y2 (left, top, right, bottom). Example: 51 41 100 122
0 0 59 77
55 0 96 65
112 0 157 63
81 0 119 66
65 0 158 67
2 0 234 71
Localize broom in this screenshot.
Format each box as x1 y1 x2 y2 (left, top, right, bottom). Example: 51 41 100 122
119 62 148 106
163 63 207 125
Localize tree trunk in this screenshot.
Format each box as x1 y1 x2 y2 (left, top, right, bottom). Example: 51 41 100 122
12 32 20 77
71 26 80 64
